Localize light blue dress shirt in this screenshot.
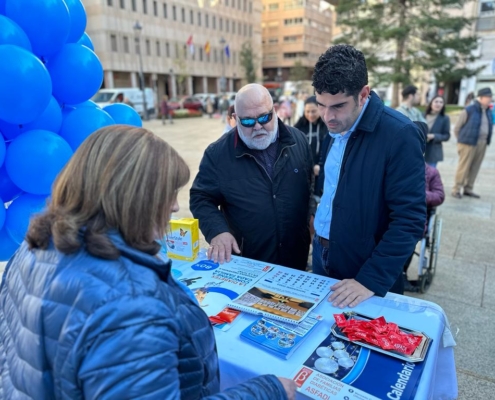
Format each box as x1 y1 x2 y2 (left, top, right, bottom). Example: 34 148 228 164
314 98 370 239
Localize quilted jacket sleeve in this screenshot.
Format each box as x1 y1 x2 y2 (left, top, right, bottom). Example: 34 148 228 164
74 295 287 400
190 145 231 243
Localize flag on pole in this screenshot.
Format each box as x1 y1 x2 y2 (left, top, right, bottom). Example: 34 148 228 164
225 44 230 58
186 35 194 55
204 41 211 55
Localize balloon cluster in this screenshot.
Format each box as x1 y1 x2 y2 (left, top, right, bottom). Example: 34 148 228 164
0 0 143 261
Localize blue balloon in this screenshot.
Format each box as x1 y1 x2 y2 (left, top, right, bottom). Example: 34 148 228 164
64 0 87 43
0 119 21 140
5 0 70 58
0 133 5 166
0 15 31 50
0 0 5 14
0 164 22 202
0 200 5 230
23 96 63 134
77 32 94 51
59 107 114 151
70 100 99 109
47 43 103 105
0 227 19 261
0 45 52 125
103 104 143 127
5 130 73 195
5 193 47 244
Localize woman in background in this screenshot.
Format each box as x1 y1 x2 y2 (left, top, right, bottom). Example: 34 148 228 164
0 125 295 400
294 96 328 177
223 104 237 134
424 96 450 168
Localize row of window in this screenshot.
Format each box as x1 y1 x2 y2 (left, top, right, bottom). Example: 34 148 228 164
262 18 330 31
109 34 238 65
262 35 303 44
107 0 252 16
262 52 319 60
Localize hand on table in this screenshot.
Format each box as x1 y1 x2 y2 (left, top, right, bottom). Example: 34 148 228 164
277 377 297 400
208 232 240 264
329 279 374 309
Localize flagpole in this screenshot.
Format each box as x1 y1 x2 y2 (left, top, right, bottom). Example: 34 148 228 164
219 37 226 94
133 21 149 121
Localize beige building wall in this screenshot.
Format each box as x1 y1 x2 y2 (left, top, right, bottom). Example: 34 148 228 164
261 0 334 81
82 0 262 100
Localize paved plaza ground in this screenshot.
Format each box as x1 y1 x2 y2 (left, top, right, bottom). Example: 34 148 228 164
1 113 494 398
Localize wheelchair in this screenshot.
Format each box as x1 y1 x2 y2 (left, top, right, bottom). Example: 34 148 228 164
409 209 443 293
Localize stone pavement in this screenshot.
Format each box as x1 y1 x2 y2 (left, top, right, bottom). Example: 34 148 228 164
1 114 494 399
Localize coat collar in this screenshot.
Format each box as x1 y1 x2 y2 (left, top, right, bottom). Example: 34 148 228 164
234 118 296 156
353 91 384 133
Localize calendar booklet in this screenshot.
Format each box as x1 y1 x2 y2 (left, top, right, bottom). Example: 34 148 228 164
228 268 333 325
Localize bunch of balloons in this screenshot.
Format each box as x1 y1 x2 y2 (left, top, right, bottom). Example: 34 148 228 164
0 0 142 261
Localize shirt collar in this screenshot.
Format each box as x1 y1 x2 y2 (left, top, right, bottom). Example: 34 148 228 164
329 97 370 139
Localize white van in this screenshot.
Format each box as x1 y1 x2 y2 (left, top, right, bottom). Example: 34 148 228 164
92 88 155 117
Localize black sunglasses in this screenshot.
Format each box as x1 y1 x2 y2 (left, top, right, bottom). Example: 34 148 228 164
238 109 274 128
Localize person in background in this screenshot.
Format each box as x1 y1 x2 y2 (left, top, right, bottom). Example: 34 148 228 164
190 83 315 270
160 94 173 124
223 104 237 134
396 85 427 123
424 96 451 168
403 162 445 291
0 125 295 400
277 96 293 125
294 96 328 177
206 96 214 118
312 45 425 305
219 95 229 124
115 92 134 108
464 92 475 107
452 87 493 199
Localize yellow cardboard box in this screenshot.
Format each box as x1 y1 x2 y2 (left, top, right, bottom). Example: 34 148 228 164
166 218 199 261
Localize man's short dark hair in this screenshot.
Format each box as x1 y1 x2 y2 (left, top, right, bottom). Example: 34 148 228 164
401 85 418 100
312 44 368 98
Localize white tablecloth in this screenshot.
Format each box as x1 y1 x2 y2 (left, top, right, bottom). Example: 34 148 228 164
173 258 457 399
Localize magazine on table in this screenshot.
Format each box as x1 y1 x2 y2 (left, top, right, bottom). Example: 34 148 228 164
172 256 273 317
291 331 428 400
240 313 322 359
228 268 333 324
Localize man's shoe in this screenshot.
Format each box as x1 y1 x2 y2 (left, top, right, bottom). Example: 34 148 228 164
451 192 462 199
403 276 418 293
463 191 480 199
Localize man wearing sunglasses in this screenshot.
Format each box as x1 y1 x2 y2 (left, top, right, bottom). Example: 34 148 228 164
190 84 315 270
311 45 426 308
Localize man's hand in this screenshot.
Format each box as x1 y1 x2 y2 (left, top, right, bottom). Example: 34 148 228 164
313 164 320 176
427 133 435 142
208 232 240 264
329 279 374 308
277 378 297 400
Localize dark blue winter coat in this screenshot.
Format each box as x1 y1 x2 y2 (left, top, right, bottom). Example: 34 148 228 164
315 92 426 296
0 233 287 399
458 101 493 146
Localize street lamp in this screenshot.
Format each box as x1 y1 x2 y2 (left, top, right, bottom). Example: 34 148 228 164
133 21 148 120
219 37 226 94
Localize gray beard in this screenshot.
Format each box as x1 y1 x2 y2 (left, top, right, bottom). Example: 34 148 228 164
238 126 278 150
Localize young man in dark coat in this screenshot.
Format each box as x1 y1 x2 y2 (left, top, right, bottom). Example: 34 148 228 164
190 84 315 270
312 45 426 307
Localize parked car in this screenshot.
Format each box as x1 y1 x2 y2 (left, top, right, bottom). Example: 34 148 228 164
92 88 155 117
167 96 203 111
194 93 217 109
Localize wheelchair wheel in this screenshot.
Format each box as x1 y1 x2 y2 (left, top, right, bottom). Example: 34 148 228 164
419 216 442 293
418 256 432 293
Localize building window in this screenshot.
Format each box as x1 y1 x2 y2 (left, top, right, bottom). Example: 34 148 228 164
172 5 176 20
123 36 129 52
268 37 278 44
214 48 218 63
153 1 157 15
181 7 185 22
190 9 194 24
120 0 125 8
284 17 303 25
226 19 230 32
481 1 495 14
243 23 247 36
163 3 167 17
238 0 241 9
284 0 303 10
213 16 216 29
107 0 113 6
198 12 202 26
146 39 151 55
156 40 161 56
110 34 117 51
283 35 300 42
199 47 203 61
175 43 179 58
243 0 246 11
132 0 136 11
205 14 209 28
249 1 252 12
219 18 223 31
232 21 236 34
233 51 236 65
183 44 187 59
143 0 147 14
283 52 308 59
249 24 252 37
268 3 278 10
135 37 140 54
165 42 170 57
225 0 228 5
